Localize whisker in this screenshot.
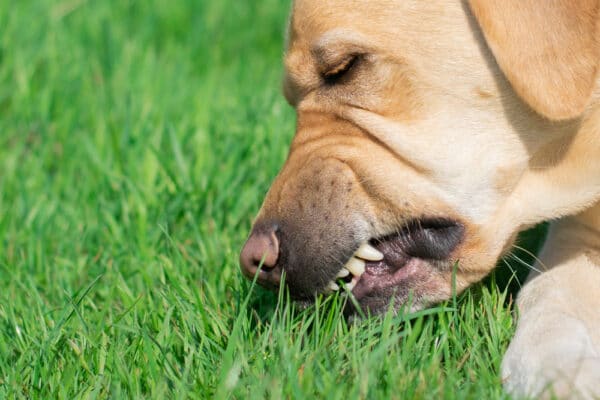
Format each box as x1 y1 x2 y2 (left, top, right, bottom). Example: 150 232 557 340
511 244 550 272
506 252 544 275
500 257 523 289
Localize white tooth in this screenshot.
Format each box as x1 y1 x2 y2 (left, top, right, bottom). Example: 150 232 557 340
344 281 355 291
355 243 384 261
336 268 350 278
328 282 340 291
345 257 365 277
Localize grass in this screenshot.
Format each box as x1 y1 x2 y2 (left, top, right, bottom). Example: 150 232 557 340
0 1 545 398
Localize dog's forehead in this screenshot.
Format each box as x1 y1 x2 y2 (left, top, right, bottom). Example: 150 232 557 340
289 0 391 37
288 0 409 54
288 1 472 43
286 1 493 85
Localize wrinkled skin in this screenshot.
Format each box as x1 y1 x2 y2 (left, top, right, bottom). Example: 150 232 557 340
244 0 600 314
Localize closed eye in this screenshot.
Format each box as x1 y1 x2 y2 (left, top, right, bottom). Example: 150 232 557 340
322 54 360 85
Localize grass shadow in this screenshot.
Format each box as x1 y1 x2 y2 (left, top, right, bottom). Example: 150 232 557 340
483 222 549 302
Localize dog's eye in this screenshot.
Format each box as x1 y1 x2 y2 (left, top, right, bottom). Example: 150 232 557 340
322 55 359 84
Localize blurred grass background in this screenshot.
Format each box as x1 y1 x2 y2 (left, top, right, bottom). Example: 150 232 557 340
0 1 543 398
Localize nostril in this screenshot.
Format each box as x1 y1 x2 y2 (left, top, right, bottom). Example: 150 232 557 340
240 226 281 285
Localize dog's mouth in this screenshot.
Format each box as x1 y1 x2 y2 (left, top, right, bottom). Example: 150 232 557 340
325 219 465 302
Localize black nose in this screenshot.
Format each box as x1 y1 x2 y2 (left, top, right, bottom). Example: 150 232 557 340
240 225 281 288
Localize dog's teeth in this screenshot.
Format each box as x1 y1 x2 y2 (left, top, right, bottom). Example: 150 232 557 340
345 257 365 276
336 268 350 278
328 282 340 291
355 243 384 261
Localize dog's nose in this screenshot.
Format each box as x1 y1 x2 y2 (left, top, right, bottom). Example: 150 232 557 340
240 226 281 287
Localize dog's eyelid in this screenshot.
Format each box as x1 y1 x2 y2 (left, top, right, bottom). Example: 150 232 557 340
322 54 358 75
320 53 364 84
313 38 369 66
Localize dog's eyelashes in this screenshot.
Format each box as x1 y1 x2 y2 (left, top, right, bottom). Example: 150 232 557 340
322 54 360 84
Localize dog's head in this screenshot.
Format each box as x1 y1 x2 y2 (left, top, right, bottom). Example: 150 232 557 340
240 0 600 314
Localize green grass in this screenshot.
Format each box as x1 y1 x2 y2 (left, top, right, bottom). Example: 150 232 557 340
0 1 544 398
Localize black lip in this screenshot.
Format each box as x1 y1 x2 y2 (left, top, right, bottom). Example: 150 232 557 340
371 218 465 263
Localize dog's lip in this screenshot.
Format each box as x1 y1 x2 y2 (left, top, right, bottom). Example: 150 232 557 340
329 218 464 300
335 240 413 300
350 257 422 300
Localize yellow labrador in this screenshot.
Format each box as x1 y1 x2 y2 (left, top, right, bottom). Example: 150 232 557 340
240 1 600 398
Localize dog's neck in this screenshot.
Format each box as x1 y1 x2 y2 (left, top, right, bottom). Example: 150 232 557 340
572 99 600 236
573 202 600 238
575 81 600 235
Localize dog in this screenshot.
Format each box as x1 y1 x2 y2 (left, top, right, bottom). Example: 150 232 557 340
239 1 600 398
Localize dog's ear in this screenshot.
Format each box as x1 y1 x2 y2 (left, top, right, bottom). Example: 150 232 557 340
469 0 600 120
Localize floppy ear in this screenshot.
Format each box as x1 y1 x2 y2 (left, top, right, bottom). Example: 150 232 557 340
469 0 600 120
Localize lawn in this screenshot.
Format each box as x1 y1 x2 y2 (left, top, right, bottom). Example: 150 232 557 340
0 1 544 398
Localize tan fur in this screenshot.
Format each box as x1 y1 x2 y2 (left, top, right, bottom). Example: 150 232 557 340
248 1 600 397
469 0 600 120
503 207 600 399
